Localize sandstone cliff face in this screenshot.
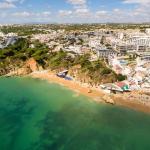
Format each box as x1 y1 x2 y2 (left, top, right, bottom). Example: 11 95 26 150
25 58 39 72
15 67 32 76
2 58 40 77
0 65 19 76
14 58 40 76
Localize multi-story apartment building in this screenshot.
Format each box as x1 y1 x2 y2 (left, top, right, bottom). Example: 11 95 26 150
127 36 150 52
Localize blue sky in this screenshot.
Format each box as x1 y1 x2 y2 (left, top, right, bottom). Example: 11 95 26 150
0 0 149 23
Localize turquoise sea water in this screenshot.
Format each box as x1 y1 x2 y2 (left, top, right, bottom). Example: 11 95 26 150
0 77 150 150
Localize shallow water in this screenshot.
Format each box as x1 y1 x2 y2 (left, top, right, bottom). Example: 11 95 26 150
0 77 150 150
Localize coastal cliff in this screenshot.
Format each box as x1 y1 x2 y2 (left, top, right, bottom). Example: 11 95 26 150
2 58 40 77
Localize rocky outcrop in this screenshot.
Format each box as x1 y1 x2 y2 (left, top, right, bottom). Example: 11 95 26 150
0 68 7 75
5 67 32 77
25 58 39 72
102 95 115 105
3 58 41 77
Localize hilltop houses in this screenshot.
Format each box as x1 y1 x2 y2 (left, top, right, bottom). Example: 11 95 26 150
0 32 18 49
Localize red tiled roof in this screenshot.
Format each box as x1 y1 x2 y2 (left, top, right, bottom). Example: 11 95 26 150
116 82 126 88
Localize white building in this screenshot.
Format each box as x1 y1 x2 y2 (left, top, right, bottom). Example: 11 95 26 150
0 32 5 37
64 45 82 54
6 32 18 37
89 38 101 48
127 36 150 52
145 28 150 35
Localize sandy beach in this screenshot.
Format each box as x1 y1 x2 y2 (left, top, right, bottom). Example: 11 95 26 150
29 71 150 114
30 71 105 102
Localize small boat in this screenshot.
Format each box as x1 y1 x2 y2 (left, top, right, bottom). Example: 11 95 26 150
56 70 68 78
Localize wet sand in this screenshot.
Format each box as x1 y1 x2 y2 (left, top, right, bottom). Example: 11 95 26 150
29 71 150 114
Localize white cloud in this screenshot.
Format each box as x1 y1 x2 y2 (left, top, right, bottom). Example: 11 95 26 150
58 8 91 19
59 0 90 20
123 0 150 4
96 10 108 15
0 0 150 23
0 0 26 9
12 11 30 17
5 0 25 4
75 8 89 14
58 10 72 17
42 11 51 17
95 10 110 22
67 0 86 5
66 0 88 10
0 2 16 9
74 8 91 18
113 8 120 12
11 11 51 18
